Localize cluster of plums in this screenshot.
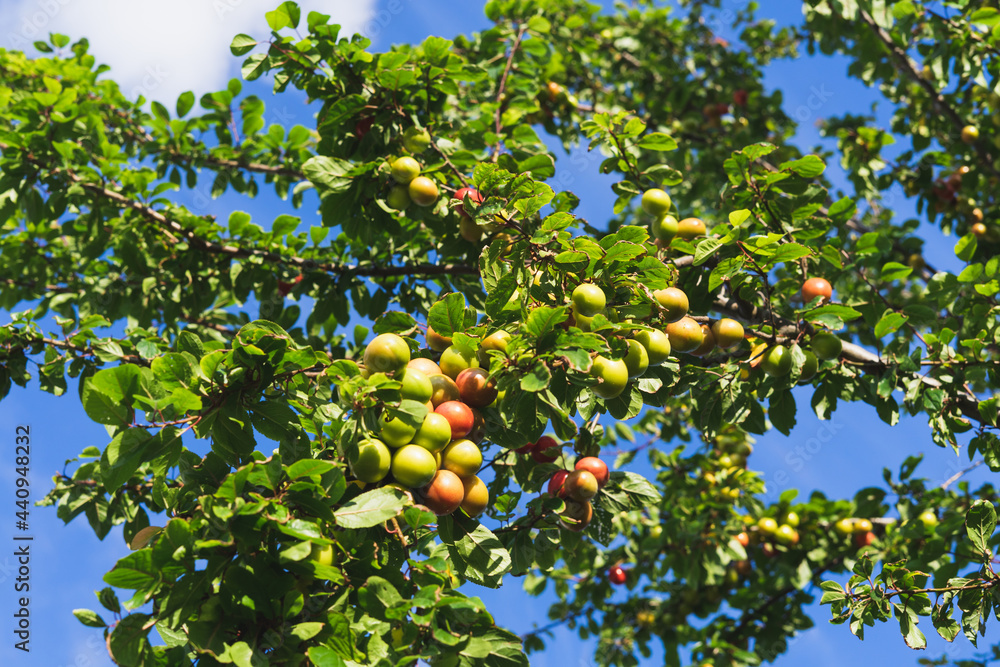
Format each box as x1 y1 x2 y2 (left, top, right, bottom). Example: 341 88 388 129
640 187 849 382
542 449 610 532
385 127 440 211
570 270 748 400
834 516 879 549
753 512 801 556
349 332 496 518
385 129 502 248
757 327 842 381
557 186 751 400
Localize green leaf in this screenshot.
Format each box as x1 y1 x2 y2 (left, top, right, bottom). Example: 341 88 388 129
636 132 677 151
614 471 662 504
966 500 997 556
108 613 151 665
554 250 589 272
955 234 978 262
211 403 256 465
880 262 912 282
428 293 468 338
175 331 204 358
978 397 999 427
287 459 338 479
230 34 257 56
334 487 409 529
603 241 645 265
241 54 269 81
520 361 551 392
104 550 157 590
98 588 121 614
933 603 961 641
486 274 519 320
82 365 140 426
780 155 825 177
729 209 751 227
439 513 512 588
250 400 298 441
742 142 777 161
801 304 862 330
265 1 300 30
221 642 260 667
971 7 1000 27
827 197 857 222
525 307 567 338
129 526 162 551
151 353 198 392
527 15 551 33
819 580 846 604
272 214 300 237
100 428 152 490
302 155 353 193
764 243 811 266
307 646 347 667
175 91 195 117
898 610 927 649
693 238 723 266
73 609 107 628
874 311 908 339
769 389 797 436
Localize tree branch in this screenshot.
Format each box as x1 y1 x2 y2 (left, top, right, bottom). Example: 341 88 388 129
491 25 528 162
153 146 306 180
72 176 478 279
710 295 986 424
857 9 1000 180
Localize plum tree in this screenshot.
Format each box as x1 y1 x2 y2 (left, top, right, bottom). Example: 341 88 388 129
440 439 483 477
623 339 649 378
711 318 745 350
350 439 392 483
9 3 1000 667
435 401 475 439
531 435 562 464
421 470 465 516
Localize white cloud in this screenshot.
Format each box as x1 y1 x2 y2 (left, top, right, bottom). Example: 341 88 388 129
0 0 376 105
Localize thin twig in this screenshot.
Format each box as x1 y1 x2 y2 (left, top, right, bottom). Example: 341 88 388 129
941 460 985 490
491 25 528 162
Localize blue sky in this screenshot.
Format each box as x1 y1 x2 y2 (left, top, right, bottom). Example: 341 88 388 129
0 1 992 666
